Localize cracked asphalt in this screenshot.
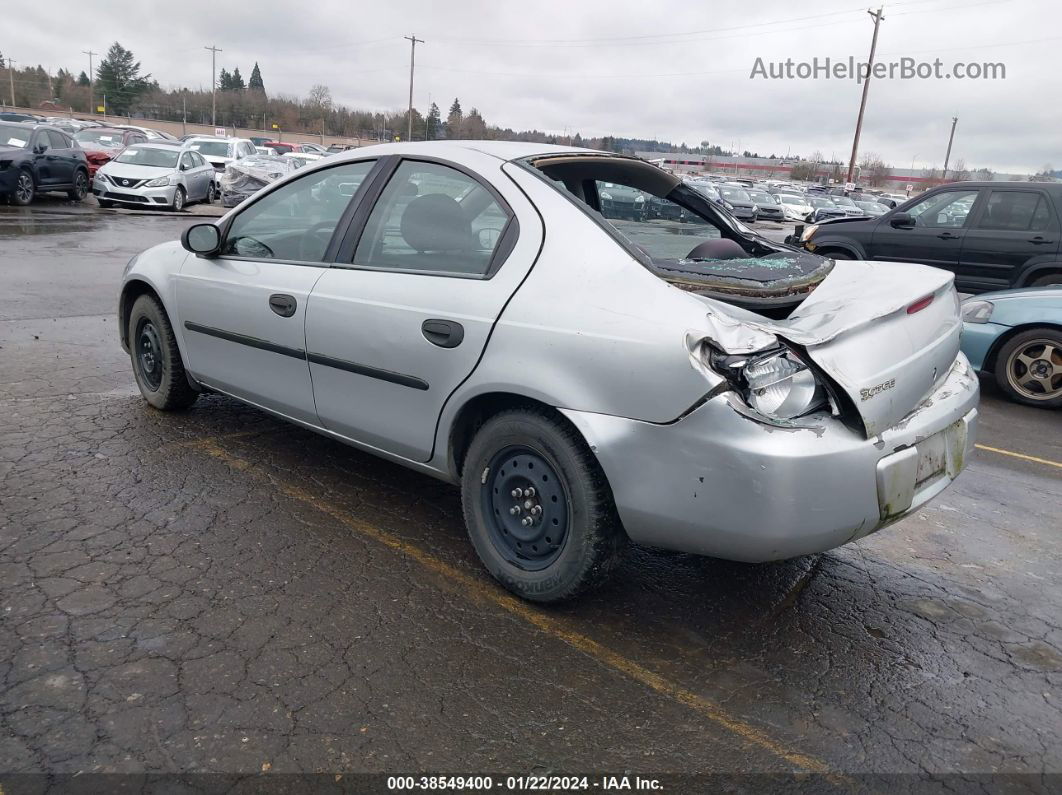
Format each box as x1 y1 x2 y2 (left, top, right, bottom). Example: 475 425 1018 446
1 203 1060 788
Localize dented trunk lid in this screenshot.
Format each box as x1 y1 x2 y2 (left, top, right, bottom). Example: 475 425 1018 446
700 260 962 437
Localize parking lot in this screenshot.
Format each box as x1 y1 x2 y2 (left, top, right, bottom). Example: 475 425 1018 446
1 201 1060 786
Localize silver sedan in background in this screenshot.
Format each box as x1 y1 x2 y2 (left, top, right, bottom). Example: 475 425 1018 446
93 143 216 211
118 142 979 602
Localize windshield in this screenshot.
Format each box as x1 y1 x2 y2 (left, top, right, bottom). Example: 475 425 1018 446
115 146 179 168
74 129 124 148
0 123 31 148
779 195 807 206
748 191 776 204
808 197 835 208
718 187 751 203
833 196 857 207
188 140 233 157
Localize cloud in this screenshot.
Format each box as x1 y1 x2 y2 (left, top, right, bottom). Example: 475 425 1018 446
14 0 1060 172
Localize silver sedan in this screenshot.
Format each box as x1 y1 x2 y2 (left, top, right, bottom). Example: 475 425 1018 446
94 143 216 211
118 142 979 602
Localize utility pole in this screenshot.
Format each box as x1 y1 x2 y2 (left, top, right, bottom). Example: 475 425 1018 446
204 44 222 126
8 59 15 108
404 35 423 142
846 6 884 185
82 50 96 115
941 117 958 182
182 93 187 137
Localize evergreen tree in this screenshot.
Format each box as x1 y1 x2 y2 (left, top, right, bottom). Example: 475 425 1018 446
231 66 245 90
218 68 231 90
426 102 441 140
248 62 265 93
445 98 462 138
95 42 151 115
77 71 90 86
0 52 5 69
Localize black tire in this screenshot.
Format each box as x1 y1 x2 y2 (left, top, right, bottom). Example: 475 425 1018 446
12 169 35 206
127 294 198 411
823 250 853 260
460 408 626 602
171 186 186 212
993 328 1062 409
206 182 216 203
67 169 89 202
97 199 114 209
1030 273 1062 287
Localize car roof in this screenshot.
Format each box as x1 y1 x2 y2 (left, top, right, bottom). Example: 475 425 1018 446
128 141 182 149
327 140 601 164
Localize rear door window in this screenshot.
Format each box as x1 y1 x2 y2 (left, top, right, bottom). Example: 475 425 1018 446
975 191 1054 232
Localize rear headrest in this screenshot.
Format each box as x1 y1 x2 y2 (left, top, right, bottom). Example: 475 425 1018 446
400 194 472 253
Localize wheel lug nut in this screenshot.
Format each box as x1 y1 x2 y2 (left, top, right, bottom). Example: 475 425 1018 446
522 517 533 527
511 488 521 498
510 506 520 515
526 487 536 498
531 505 542 516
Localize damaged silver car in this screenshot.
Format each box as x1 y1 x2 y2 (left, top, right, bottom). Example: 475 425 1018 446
218 154 303 207
119 142 979 602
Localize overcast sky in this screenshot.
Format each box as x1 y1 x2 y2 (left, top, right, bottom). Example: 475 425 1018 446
14 0 1062 173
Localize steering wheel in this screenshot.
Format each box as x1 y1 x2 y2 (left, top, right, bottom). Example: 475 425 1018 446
299 221 337 261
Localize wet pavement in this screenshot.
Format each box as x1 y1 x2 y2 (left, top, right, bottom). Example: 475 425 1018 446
1 204 1060 787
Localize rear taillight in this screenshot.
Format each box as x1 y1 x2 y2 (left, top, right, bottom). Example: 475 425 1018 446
907 294 934 314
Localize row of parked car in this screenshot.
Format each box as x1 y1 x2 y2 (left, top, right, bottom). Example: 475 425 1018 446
681 174 901 225
0 112 355 209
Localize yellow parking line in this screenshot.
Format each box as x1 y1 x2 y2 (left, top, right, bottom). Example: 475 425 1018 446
975 444 1062 470
191 437 843 780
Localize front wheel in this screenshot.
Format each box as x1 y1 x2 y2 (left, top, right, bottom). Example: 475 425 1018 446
461 408 626 603
1030 273 1062 287
128 294 199 411
994 328 1062 408
12 170 35 206
68 170 89 201
171 186 186 212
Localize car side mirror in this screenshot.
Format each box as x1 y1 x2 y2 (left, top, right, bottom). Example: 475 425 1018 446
181 223 221 255
889 212 915 229
34 143 47 154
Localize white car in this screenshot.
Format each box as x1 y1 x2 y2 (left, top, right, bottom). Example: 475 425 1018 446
184 137 258 176
778 193 814 221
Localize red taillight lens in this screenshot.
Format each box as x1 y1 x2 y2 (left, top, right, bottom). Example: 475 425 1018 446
907 295 934 314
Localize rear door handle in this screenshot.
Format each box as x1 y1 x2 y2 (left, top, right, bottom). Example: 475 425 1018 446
1029 236 1054 245
268 293 297 318
422 319 464 348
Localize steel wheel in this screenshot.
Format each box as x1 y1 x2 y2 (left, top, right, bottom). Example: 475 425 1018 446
481 445 570 571
136 318 164 392
1006 338 1062 401
14 172 34 205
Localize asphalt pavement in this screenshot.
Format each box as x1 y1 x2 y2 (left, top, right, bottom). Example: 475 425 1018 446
1 203 1060 789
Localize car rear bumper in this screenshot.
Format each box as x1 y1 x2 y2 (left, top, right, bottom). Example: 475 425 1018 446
560 353 979 562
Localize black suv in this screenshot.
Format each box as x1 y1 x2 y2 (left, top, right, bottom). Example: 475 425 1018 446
790 181 1062 291
0 122 90 205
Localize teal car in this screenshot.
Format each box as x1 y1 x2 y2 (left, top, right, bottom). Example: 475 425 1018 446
962 287 1062 408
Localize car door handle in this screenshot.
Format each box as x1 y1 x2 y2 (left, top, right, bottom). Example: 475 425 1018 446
422 319 464 348
937 232 961 240
268 294 297 318
1029 236 1054 244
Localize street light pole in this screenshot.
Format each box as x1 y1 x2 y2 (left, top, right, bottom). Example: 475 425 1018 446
846 7 884 185
82 50 96 115
204 44 223 127
404 35 424 142
941 117 958 182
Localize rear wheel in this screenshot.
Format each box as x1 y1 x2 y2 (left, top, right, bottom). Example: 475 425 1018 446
1030 273 1062 287
460 408 626 603
128 294 198 411
12 170 35 206
67 169 89 201
823 250 853 260
994 328 1062 408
